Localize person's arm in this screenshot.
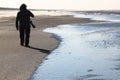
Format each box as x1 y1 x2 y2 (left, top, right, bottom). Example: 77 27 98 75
29 10 35 28
31 13 34 17
15 12 19 30
30 20 36 28
28 10 34 17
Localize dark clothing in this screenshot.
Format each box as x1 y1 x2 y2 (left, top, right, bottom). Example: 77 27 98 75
19 27 30 45
16 9 34 29
16 9 34 46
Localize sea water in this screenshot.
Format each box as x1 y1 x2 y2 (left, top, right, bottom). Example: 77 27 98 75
31 11 120 80
0 10 67 18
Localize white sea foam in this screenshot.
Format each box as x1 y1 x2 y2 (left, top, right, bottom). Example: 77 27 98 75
31 11 120 80
0 10 69 18
31 22 120 80
69 11 120 22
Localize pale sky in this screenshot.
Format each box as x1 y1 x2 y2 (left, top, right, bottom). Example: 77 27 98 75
0 0 120 10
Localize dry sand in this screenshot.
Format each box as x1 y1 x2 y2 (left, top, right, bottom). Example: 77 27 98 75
0 15 95 80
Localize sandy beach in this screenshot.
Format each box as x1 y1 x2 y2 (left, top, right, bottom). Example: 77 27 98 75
0 15 95 80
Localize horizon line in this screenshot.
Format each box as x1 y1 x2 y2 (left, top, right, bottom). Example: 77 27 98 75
0 7 120 11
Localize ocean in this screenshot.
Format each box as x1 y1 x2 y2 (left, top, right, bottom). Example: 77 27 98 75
31 11 120 80
0 10 67 18
1 10 120 80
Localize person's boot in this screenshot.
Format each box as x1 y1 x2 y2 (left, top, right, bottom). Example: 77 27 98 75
25 44 30 47
20 43 24 46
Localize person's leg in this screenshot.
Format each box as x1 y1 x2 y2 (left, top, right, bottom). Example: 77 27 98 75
25 28 30 47
19 28 25 46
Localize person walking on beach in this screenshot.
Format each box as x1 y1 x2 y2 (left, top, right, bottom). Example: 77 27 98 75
16 4 35 47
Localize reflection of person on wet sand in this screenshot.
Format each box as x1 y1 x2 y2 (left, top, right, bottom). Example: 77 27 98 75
16 4 35 47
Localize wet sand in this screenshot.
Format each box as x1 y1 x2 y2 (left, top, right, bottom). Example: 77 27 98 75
0 15 95 80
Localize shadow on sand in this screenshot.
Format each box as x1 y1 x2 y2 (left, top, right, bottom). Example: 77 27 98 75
27 46 51 54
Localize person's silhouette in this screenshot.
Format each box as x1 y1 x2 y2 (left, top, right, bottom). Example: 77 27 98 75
16 4 35 47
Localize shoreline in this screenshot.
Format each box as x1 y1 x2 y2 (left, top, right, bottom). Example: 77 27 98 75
0 15 96 80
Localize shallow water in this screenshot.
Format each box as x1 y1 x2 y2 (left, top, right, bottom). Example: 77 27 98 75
31 11 120 80
69 11 120 22
31 22 120 80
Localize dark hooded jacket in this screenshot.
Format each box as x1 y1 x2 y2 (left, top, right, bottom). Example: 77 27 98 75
16 4 34 29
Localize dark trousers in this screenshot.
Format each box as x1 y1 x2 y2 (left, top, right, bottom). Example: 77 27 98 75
19 27 30 45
